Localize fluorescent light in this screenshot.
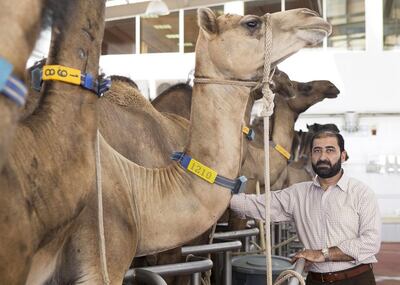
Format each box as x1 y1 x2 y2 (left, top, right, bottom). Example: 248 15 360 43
153 24 172 30
183 42 193 47
145 0 169 16
165 34 179 39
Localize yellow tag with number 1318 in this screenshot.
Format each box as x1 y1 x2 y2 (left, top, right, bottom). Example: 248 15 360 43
187 158 217 184
42 65 81 85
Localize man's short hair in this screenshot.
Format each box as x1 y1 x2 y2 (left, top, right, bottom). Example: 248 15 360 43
310 131 349 160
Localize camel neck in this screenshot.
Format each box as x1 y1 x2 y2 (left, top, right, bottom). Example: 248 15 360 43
185 83 251 179
270 96 296 155
11 0 105 245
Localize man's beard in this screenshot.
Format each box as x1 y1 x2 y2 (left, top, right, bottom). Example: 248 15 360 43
312 159 342 178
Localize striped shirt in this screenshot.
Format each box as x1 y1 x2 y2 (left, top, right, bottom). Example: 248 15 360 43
230 171 381 273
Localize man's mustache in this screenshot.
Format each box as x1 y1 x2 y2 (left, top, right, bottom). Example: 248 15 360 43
316 160 331 167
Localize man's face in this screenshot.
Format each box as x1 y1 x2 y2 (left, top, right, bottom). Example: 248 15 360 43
311 136 346 178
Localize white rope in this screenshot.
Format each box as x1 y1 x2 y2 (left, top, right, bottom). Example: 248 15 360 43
274 269 305 285
259 16 305 285
95 129 111 285
260 13 275 285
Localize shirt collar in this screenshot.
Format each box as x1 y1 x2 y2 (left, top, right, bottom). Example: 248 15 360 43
312 170 348 192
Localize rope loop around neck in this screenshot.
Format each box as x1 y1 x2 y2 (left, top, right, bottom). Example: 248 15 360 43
193 77 258 88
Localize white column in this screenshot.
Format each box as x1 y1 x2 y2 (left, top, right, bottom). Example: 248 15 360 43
365 0 383 52
179 9 184 54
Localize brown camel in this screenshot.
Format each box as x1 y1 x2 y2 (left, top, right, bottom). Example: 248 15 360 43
52 8 330 284
103 73 340 281
0 0 51 170
0 1 103 284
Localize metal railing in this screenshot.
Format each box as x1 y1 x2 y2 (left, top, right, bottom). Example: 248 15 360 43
214 228 260 251
124 256 213 285
288 258 306 285
182 240 242 285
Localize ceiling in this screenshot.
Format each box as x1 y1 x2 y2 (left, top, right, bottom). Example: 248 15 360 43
106 0 232 20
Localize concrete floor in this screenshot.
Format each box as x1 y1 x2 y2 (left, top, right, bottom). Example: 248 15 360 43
374 243 400 285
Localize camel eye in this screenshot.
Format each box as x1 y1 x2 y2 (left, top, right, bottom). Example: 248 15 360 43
246 21 259 29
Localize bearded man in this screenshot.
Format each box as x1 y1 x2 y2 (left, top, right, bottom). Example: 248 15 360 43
230 130 381 285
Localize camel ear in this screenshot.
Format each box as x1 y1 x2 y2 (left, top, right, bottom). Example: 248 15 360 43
198 8 218 38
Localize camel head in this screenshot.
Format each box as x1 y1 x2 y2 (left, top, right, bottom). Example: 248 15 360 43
195 8 331 81
287 80 340 115
271 68 297 98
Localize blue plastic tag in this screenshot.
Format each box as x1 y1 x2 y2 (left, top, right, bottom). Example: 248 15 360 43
0 58 13 91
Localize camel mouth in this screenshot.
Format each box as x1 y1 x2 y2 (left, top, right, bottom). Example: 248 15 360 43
326 92 339 98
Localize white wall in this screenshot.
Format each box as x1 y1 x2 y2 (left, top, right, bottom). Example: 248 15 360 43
296 115 400 218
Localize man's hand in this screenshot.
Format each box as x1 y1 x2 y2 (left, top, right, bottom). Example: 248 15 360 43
291 249 324 264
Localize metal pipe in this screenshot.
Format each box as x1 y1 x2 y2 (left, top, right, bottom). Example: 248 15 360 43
181 240 242 255
191 272 201 285
124 258 213 280
224 251 232 285
213 228 259 240
126 268 167 285
288 258 306 285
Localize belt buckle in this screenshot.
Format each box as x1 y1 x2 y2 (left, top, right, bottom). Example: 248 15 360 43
321 272 334 283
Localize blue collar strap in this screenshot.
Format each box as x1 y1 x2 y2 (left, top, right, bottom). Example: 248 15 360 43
30 60 111 97
171 151 247 194
242 126 255 141
0 58 27 106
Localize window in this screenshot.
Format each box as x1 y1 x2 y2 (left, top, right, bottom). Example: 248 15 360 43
384 0 400 50
244 0 281 16
184 6 224 53
141 12 179 53
326 0 365 50
102 18 136 55
285 0 322 14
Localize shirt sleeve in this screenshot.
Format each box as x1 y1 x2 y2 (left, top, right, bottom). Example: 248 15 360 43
337 188 381 264
230 186 295 222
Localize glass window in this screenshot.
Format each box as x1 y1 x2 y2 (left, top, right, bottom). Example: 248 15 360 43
285 0 322 14
326 0 365 50
102 18 136 55
183 6 224 53
141 12 179 53
384 0 400 50
244 0 282 16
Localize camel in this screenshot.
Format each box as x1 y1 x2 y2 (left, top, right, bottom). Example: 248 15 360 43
57 8 330 284
7 5 330 284
0 1 104 284
0 0 52 170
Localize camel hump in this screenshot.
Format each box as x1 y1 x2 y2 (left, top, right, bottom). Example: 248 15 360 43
103 75 148 108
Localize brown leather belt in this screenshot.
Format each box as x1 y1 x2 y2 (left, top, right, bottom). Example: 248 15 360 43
308 264 372 283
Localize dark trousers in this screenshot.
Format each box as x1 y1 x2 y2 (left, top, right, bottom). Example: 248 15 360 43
306 268 376 285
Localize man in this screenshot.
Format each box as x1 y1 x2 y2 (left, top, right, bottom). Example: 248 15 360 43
230 131 381 284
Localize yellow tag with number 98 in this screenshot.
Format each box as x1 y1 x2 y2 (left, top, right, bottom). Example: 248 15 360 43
42 65 81 85
187 159 217 184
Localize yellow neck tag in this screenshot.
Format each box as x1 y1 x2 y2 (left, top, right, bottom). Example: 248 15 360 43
187 158 218 184
42 65 81 85
274 144 291 160
242 126 250 135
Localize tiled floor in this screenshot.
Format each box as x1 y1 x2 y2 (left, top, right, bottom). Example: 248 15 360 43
374 243 400 285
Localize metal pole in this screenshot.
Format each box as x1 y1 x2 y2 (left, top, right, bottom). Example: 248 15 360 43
214 228 259 240
129 268 167 285
224 251 232 285
288 258 306 285
191 272 201 285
